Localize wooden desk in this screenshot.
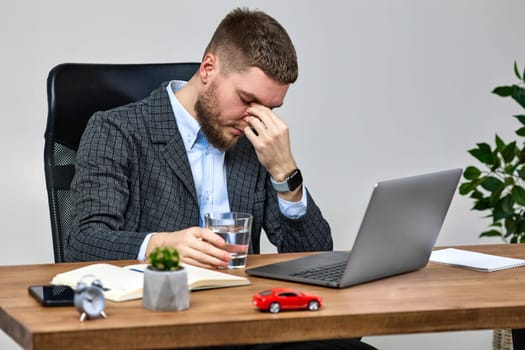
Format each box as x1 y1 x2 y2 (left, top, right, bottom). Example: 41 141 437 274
2 244 525 349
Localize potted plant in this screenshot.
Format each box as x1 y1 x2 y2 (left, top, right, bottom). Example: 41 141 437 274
460 62 525 242
142 247 190 312
459 61 525 350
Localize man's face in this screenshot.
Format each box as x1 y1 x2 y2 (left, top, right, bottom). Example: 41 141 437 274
195 66 289 150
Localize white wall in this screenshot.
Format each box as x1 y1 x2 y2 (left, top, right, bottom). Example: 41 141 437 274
1 0 524 349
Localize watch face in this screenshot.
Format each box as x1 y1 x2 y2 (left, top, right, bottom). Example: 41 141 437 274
271 169 303 192
75 287 106 318
287 169 303 192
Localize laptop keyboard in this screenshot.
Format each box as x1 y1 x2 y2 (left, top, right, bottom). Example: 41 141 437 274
290 261 347 282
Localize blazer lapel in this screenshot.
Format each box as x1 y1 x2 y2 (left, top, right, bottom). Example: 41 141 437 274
145 83 260 210
147 83 198 204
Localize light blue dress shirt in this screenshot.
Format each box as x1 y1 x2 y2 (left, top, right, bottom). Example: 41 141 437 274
137 81 307 260
166 80 230 226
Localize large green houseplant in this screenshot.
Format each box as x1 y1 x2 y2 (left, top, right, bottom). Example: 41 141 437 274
459 62 525 350
459 62 525 243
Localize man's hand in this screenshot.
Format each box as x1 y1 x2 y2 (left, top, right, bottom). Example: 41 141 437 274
243 104 296 180
244 103 302 201
146 227 231 269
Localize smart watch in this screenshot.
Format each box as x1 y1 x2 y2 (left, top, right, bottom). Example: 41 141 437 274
270 169 303 192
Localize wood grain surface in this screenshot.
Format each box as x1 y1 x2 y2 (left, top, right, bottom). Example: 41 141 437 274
2 245 525 349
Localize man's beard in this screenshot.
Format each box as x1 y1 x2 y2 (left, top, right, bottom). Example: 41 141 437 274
194 82 239 151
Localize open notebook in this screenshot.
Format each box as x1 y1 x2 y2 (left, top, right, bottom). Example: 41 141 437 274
51 263 250 302
430 248 525 272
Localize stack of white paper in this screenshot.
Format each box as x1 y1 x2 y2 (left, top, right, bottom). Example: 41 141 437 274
430 248 525 272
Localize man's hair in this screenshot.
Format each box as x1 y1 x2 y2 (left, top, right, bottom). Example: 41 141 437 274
204 7 298 84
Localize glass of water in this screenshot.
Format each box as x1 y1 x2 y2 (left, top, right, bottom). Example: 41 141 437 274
204 212 253 269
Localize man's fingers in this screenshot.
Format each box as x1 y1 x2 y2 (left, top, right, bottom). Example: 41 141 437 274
151 228 232 269
180 251 229 269
247 104 285 130
184 229 231 265
199 228 226 247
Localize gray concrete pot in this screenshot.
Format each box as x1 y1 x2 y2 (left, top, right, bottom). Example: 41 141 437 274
142 266 190 312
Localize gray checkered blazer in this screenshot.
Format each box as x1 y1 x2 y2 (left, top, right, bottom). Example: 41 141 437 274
66 83 332 261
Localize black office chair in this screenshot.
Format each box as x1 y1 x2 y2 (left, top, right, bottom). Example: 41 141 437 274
44 62 200 263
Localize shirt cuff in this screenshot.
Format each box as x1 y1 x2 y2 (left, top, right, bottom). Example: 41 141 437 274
277 186 308 219
137 232 155 261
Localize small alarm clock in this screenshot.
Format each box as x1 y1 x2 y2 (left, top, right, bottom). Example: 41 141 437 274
74 276 108 322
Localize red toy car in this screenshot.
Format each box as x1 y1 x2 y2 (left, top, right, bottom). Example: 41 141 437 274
252 287 322 313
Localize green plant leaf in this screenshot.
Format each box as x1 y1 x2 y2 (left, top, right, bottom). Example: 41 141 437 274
518 167 525 180
514 61 522 80
504 175 515 185
490 152 502 171
495 134 506 152
504 164 515 175
492 85 513 97
511 186 525 206
516 127 525 137
493 205 513 222
514 115 525 126
470 190 484 200
463 166 481 180
512 85 525 109
516 218 525 234
479 229 502 238
505 216 517 234
492 195 515 222
509 163 521 174
459 182 476 196
501 194 515 212
472 199 490 211
481 176 504 192
501 141 517 163
519 148 525 163
489 186 505 206
478 142 492 153
468 143 493 165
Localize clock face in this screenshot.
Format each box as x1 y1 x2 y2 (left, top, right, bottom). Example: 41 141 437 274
75 286 106 319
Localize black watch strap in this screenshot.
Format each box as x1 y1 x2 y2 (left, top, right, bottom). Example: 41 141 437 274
270 169 303 192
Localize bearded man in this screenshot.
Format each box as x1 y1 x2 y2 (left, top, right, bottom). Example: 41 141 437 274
67 8 332 267
67 8 379 350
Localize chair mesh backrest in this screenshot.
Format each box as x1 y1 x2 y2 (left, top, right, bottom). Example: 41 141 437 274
44 62 200 262
45 142 76 263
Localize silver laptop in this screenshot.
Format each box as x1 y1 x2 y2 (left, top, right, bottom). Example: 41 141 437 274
246 168 462 288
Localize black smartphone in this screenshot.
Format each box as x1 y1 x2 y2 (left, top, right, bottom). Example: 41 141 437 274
28 285 74 306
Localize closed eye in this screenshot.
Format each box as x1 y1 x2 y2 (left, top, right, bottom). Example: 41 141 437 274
240 96 253 105
238 90 282 110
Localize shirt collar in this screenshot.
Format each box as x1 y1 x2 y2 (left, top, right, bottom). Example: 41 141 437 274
166 80 201 150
